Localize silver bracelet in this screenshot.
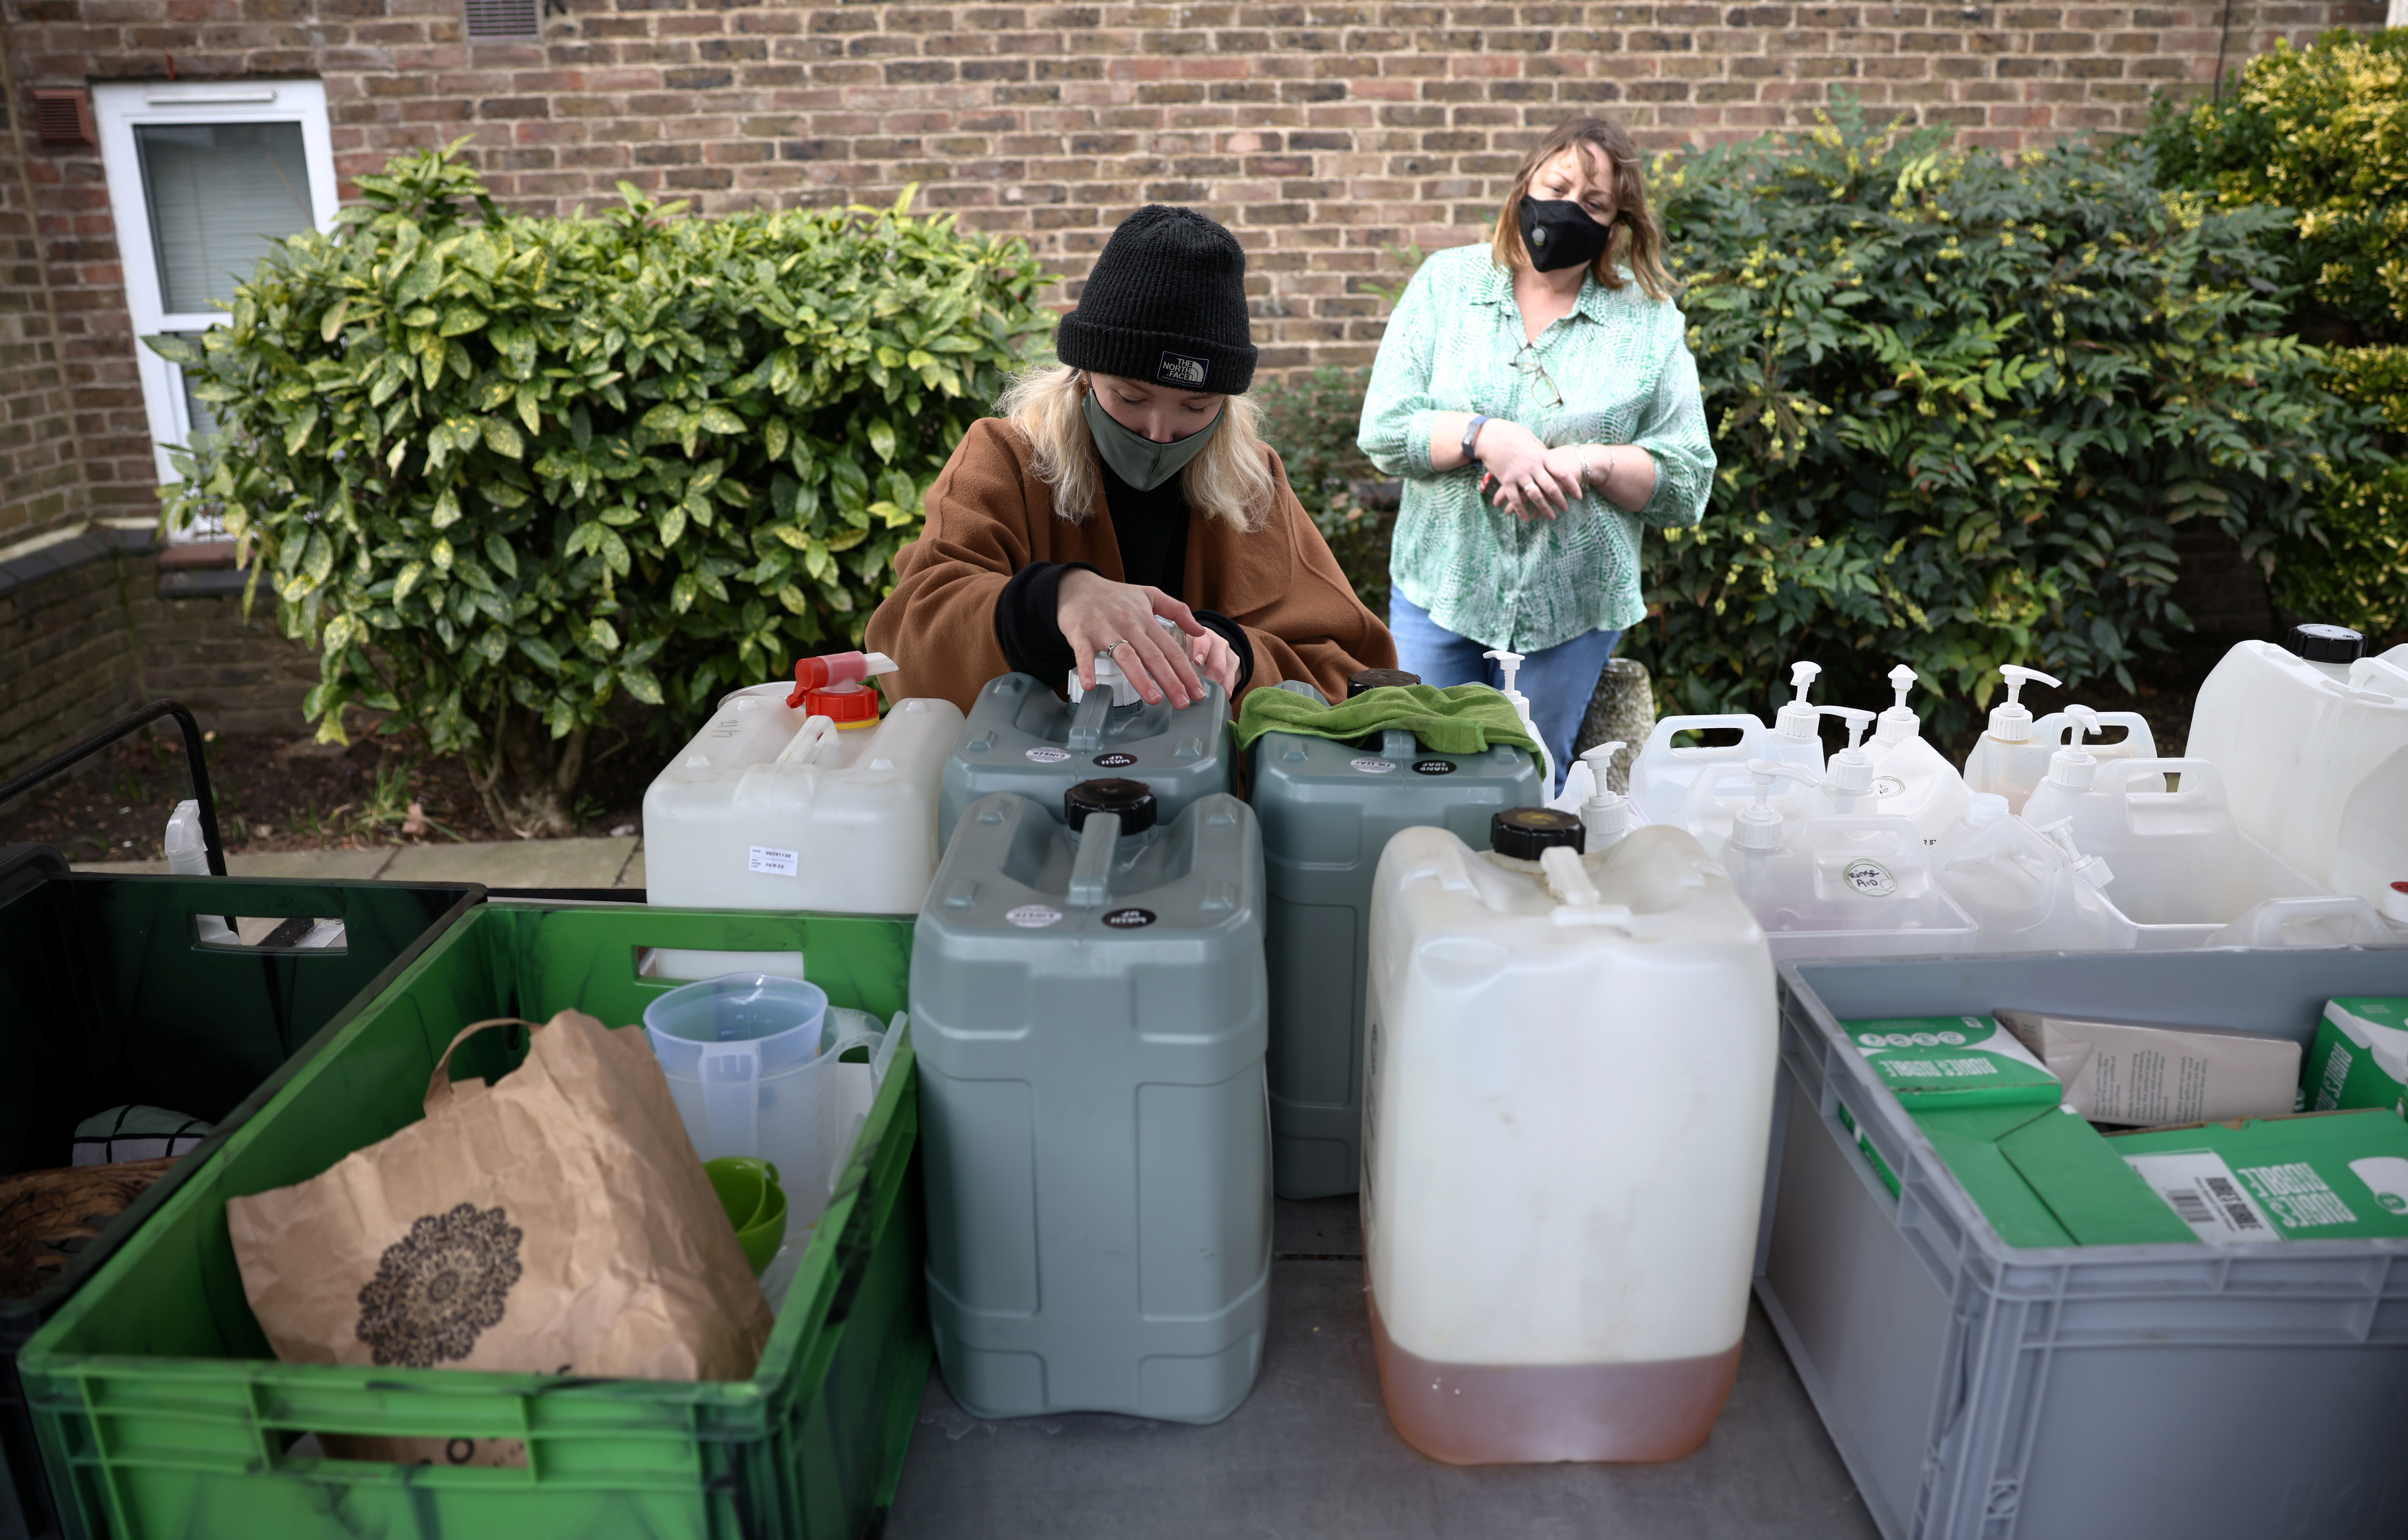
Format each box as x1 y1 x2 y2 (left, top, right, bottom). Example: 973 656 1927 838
1576 444 1596 490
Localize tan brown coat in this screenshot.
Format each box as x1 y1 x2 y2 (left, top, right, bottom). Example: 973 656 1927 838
866 418 1395 712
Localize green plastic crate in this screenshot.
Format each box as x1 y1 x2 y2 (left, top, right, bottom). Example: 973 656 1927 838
0 863 481 1540
17 903 930 1540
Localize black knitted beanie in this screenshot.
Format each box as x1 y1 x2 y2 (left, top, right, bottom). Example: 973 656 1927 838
1055 206 1257 395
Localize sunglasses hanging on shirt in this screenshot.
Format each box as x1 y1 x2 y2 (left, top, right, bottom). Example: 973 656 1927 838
1519 199 1617 274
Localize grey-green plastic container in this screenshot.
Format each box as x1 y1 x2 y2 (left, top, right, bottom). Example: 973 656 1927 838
938 672 1233 849
911 787 1270 1424
1250 681 1542 1199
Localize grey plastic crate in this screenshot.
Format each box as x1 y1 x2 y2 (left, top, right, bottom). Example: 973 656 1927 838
912 788 1270 1424
1248 682 1541 1198
939 673 1233 849
1759 950 2408 1540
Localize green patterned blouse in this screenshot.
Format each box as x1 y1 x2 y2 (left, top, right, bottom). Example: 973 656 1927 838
1357 241 1716 653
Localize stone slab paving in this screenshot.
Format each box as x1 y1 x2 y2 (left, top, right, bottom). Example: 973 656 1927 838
72 837 644 889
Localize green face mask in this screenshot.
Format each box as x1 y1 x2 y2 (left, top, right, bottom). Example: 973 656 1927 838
1083 388 1223 493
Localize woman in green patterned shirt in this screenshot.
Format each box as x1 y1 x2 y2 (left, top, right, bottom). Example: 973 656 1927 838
1357 116 1715 790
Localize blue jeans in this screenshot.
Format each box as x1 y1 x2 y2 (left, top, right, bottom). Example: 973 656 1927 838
1387 589 1620 795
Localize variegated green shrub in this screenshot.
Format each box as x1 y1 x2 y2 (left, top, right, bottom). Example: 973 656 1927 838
155 146 1048 832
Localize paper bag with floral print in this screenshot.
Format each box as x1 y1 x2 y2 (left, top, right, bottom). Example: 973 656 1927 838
227 1009 772 1466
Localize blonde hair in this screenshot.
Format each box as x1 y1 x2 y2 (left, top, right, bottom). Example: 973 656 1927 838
1491 116 1675 303
995 365 1277 533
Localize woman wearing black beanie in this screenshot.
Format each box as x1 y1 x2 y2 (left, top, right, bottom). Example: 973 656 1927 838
866 206 1395 713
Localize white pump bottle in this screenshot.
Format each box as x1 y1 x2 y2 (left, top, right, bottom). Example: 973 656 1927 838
1961 663 2063 812
1483 648 1556 792
1860 664 1974 842
1768 661 1827 774
1545 742 1645 849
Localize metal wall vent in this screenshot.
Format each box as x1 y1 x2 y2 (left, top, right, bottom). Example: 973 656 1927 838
33 89 95 147
464 0 541 39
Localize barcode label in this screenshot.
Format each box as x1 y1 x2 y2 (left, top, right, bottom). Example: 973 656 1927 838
2124 1151 2279 1244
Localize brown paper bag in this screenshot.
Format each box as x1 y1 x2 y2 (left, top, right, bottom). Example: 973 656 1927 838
228 1010 774 1463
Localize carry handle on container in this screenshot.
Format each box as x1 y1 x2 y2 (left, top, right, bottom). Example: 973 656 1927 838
2205 895 2400 949
1067 688 1114 751
0 697 226 875
1068 812 1121 906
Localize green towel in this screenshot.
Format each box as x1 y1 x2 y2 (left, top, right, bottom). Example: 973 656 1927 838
1233 684 1541 756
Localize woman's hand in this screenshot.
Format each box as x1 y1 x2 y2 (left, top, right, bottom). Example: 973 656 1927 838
1475 419 1583 520
1057 568 1210 708
1187 625 1241 696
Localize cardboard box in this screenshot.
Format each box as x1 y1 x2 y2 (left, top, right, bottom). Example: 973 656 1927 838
1841 1014 2062 1110
2109 1110 2408 1244
1900 1102 2196 1248
2303 996 2408 1120
1994 1007 2300 1126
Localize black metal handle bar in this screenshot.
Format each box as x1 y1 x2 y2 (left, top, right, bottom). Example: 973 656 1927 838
0 699 228 875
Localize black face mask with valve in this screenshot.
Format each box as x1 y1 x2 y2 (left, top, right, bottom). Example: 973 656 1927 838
1518 198 1616 273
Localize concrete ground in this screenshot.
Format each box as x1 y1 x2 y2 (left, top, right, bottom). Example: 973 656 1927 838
73 835 647 889
887 1196 1877 1540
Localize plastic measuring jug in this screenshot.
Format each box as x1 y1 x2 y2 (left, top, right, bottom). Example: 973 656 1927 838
642 650 966 962
643 974 883 1233
1860 665 1974 841
1361 818 1774 1463
2185 628 2408 890
1718 761 1978 961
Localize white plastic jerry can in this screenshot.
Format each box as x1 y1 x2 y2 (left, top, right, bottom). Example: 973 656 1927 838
642 651 967 944
1932 792 2134 952
1861 664 1973 841
1625 660 1824 825
2185 626 2408 894
1362 812 1776 1465
1717 761 1978 961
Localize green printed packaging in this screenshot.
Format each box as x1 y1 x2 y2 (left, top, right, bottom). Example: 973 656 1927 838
2302 997 2408 1120
1913 1107 2076 1248
2108 1110 2408 1245
1841 1015 2062 1109
1996 1106 2200 1246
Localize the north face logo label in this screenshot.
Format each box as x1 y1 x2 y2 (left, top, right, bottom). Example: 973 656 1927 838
1156 351 1209 387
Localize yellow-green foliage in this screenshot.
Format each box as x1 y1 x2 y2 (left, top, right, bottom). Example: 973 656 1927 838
2271 347 2408 634
2154 28 2408 340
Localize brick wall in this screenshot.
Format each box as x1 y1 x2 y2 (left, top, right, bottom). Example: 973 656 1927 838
0 47 91 546
0 548 143 783
4 0 2387 539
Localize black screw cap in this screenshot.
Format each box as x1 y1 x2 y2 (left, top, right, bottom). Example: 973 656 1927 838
1347 668 1423 698
1065 778 1158 834
1490 807 1585 858
2284 623 2365 664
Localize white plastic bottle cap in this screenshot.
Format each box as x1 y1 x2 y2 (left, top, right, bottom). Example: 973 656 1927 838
1987 663 2062 744
1774 660 1823 741
2045 704 2101 791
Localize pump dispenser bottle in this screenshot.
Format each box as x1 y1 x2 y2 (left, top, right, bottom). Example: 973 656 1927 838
1817 706 1879 813
1483 648 1556 791
1768 661 1826 773
1860 664 1975 841
1961 664 2063 812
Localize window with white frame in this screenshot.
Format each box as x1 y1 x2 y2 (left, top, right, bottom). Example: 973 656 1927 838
93 81 338 537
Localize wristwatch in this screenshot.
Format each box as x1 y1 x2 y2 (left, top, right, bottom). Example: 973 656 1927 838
1460 414 1490 467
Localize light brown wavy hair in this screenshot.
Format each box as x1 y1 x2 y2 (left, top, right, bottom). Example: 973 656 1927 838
996 364 1277 532
1490 116 1675 302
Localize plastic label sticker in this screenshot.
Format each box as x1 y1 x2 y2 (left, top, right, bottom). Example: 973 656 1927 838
1025 747 1072 763
1843 858 1898 897
2124 1151 2276 1243
1102 907 1157 929
1349 757 1397 775
1093 751 1138 768
1005 904 1063 928
1872 775 1906 798
748 846 799 877
1412 759 1457 775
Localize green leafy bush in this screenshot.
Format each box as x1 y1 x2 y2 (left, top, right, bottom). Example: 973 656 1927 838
1636 99 2367 732
2150 30 2408 640
2149 28 2408 344
1255 365 1394 613
155 147 1048 832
